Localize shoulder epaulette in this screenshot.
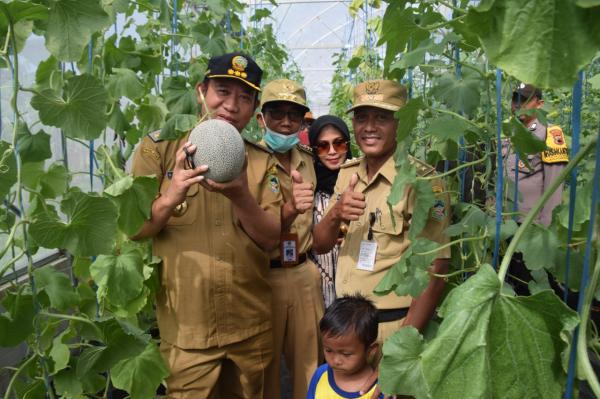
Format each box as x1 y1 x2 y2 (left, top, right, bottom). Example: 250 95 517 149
340 157 363 169
147 130 164 143
408 155 435 177
244 138 273 154
297 143 313 155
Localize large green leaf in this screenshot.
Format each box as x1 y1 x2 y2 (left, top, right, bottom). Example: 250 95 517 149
514 224 559 271
159 113 198 140
16 122 52 163
136 95 168 132
31 74 109 140
408 179 436 239
90 245 145 307
107 67 145 100
33 266 79 311
0 140 17 200
110 343 169 399
29 191 118 256
430 71 482 116
426 116 470 143
162 76 200 115
503 118 547 156
104 175 158 235
0 2 47 54
54 365 83 399
395 97 424 141
45 0 111 61
0 289 35 347
465 0 600 88
380 264 579 398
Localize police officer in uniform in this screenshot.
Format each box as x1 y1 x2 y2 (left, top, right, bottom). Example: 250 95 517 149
130 53 282 398
313 79 451 343
256 79 325 399
503 83 568 295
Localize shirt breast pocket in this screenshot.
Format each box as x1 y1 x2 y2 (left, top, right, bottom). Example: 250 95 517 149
370 208 406 260
160 179 199 226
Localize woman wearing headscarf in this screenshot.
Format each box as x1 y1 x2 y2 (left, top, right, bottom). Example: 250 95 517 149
308 115 352 308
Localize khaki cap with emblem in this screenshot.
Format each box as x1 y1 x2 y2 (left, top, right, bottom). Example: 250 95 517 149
347 79 408 113
206 52 263 91
260 79 309 112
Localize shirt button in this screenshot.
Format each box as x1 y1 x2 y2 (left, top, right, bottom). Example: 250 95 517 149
215 219 222 226
356 221 362 227
216 256 221 262
343 279 348 284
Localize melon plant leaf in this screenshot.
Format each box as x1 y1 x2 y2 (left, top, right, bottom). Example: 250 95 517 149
136 95 168 133
426 116 470 143
380 264 579 398
107 67 145 100
430 71 482 116
395 97 423 141
503 118 547 156
31 74 109 140
0 140 17 199
16 122 52 163
90 245 145 307
49 329 72 373
408 179 436 240
465 0 600 88
45 0 111 61
0 290 35 347
54 365 83 399
0 1 48 54
576 0 600 6
29 191 117 256
160 114 198 140
33 266 79 311
40 162 69 199
374 239 438 298
514 224 559 271
110 343 169 399
162 76 200 115
588 73 600 90
104 175 158 236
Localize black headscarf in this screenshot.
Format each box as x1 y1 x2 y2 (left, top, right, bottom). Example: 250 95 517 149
308 115 353 195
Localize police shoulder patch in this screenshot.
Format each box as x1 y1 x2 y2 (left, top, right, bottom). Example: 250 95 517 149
147 130 164 143
541 125 569 164
340 157 363 169
244 138 273 154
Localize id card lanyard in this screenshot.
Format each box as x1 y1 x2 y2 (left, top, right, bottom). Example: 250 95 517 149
357 212 377 271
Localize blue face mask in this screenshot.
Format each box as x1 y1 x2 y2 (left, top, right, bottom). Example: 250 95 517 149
262 124 299 153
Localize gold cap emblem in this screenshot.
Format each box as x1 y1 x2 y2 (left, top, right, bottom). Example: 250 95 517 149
365 81 380 95
231 55 248 72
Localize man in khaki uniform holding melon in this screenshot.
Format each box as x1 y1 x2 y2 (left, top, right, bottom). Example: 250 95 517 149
131 52 281 398
256 79 325 399
313 79 451 344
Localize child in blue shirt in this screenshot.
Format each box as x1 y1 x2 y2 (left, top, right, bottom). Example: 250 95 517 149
307 294 384 399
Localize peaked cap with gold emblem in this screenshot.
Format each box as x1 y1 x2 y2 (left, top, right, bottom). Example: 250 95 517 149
260 79 309 112
206 52 263 91
347 79 407 113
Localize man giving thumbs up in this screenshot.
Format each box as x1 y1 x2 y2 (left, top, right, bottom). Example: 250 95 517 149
313 80 451 345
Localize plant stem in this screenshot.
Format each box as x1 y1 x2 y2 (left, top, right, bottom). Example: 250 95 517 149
4 353 38 399
0 251 24 279
497 135 598 283
418 154 488 180
415 234 488 256
40 311 103 338
577 222 600 397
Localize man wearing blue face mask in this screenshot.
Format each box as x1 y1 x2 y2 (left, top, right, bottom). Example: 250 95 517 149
257 79 325 399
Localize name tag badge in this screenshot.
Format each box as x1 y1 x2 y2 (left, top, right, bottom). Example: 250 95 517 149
357 240 377 271
281 232 299 266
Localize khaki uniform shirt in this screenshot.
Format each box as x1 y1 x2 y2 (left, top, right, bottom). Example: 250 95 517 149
131 132 282 349
328 155 451 310
262 143 316 259
502 119 568 226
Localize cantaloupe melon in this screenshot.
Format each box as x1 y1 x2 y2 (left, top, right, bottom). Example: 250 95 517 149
188 119 245 183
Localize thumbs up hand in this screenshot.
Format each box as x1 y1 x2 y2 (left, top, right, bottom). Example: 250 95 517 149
291 169 314 214
334 173 366 222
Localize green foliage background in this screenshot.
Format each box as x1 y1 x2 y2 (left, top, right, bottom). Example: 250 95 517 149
0 0 599 397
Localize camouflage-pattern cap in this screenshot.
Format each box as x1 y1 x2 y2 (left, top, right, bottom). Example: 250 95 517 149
206 52 263 91
347 79 407 113
260 79 309 111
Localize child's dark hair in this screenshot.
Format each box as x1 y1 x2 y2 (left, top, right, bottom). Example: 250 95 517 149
319 294 378 347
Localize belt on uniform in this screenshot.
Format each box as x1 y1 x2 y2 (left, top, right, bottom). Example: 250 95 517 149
270 253 308 268
377 308 409 323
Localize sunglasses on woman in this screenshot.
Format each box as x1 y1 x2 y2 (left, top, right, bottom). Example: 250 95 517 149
313 139 349 156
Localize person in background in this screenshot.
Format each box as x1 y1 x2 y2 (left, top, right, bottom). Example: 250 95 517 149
306 294 383 399
308 115 353 308
257 79 324 399
298 111 315 145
